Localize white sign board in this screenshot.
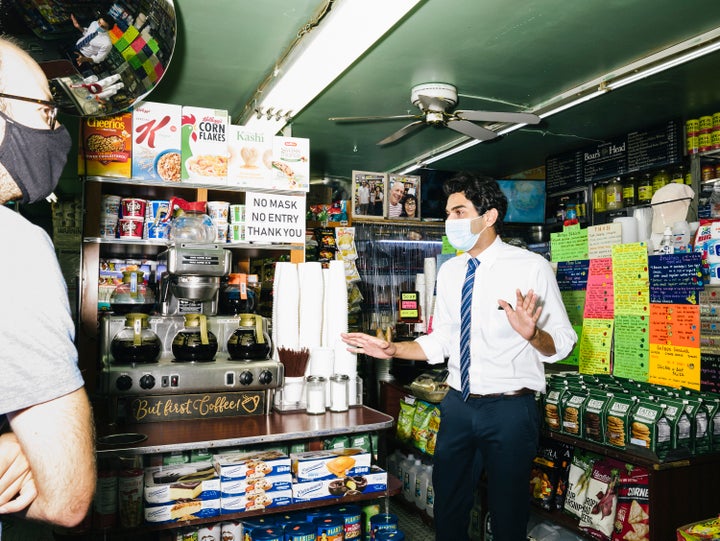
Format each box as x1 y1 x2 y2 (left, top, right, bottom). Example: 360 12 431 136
244 191 306 244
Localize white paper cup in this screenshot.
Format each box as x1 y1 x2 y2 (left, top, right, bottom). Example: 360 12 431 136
207 201 230 222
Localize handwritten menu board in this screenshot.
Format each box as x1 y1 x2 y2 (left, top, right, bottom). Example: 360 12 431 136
583 258 614 319
613 314 649 381
579 318 614 374
700 352 720 393
648 253 705 304
545 119 681 193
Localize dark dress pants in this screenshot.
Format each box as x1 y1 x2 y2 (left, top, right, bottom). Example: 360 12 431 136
432 388 540 541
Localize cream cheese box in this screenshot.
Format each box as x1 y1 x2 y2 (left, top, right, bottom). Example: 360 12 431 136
143 462 220 504
269 136 310 192
180 106 228 185
213 450 291 480
290 448 371 482
131 100 182 182
220 488 293 513
220 473 293 497
291 466 387 503
144 497 221 524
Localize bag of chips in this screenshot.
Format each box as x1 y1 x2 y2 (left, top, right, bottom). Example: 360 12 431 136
396 397 416 442
579 458 624 541
611 464 650 541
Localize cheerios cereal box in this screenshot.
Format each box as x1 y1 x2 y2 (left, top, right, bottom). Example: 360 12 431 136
180 106 228 186
131 101 182 182
78 112 132 178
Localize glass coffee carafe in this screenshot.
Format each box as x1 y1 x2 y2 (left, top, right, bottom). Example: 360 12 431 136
110 313 162 364
171 314 218 362
227 313 272 360
110 270 155 314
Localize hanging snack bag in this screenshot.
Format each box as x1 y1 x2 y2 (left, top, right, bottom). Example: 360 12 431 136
563 449 602 520
579 458 624 541
411 400 432 453
396 397 416 442
425 405 441 456
611 464 650 541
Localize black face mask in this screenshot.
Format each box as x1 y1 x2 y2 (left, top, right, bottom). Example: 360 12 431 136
0 109 72 204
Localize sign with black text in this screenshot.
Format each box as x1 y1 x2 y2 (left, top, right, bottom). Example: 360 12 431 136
244 191 306 243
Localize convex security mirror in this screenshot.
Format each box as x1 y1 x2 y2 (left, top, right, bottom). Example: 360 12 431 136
0 0 176 118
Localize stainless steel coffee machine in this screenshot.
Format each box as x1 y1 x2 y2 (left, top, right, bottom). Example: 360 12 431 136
158 242 232 315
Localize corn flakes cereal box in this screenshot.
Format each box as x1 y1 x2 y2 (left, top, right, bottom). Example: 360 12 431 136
180 106 228 185
270 136 310 192
227 126 274 189
78 112 132 178
131 101 182 182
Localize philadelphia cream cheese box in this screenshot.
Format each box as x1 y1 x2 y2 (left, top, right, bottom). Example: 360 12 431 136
131 101 182 182
227 126 274 189
269 136 310 192
220 488 293 513
220 473 293 497
291 466 387 502
181 106 228 185
144 497 220 523
213 450 291 480
290 448 371 482
143 462 220 504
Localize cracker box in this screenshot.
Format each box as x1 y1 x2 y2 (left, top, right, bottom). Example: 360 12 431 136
180 106 228 185
78 112 132 177
290 448 372 482
131 101 182 182
144 497 220 524
291 466 387 503
220 488 293 513
226 126 273 189
213 450 291 480
143 462 220 504
219 473 293 497
269 136 310 192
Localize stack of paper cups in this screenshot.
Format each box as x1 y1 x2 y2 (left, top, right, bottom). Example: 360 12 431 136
228 203 246 243
613 216 639 244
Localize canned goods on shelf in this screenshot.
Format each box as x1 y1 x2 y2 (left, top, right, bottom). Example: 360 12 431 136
686 118 700 135
702 166 715 182
687 134 699 154
699 132 713 152
700 115 714 132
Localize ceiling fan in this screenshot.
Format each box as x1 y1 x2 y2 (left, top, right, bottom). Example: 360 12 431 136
329 83 541 145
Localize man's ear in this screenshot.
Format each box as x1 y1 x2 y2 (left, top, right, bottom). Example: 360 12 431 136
470 208 498 233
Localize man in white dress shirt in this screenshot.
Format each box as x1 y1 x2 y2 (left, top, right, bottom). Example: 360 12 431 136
71 13 116 68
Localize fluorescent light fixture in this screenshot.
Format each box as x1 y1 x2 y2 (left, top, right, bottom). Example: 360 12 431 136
391 25 720 174
240 0 421 133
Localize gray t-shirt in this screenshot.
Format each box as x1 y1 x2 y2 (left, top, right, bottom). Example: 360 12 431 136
0 206 83 415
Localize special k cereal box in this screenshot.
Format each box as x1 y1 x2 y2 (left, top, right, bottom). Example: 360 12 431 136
78 112 132 178
131 101 182 182
180 106 228 186
226 125 273 189
270 136 310 192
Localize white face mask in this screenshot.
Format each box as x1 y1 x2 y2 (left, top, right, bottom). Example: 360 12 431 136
445 215 488 252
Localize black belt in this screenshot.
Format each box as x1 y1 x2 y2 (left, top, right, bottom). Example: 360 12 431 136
467 387 535 399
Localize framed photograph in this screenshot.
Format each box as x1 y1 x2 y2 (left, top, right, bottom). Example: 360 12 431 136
387 174 421 220
352 171 387 219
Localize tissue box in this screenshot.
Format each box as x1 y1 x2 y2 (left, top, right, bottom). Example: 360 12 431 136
292 466 387 502
220 473 293 497
143 462 220 504
213 450 291 480
290 448 372 482
220 489 293 513
144 498 220 523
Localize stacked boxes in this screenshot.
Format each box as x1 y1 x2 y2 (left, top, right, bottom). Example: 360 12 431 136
214 450 293 513
131 101 182 182
143 462 221 524
181 106 229 185
78 112 133 178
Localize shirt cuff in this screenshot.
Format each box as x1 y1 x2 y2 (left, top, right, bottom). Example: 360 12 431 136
414 335 446 365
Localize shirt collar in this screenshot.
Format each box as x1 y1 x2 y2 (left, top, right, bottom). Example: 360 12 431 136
466 235 502 268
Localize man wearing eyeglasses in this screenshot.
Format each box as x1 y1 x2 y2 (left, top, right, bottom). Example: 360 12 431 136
0 38 96 533
71 13 116 68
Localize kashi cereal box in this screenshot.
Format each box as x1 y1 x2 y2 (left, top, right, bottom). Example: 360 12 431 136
226 125 274 189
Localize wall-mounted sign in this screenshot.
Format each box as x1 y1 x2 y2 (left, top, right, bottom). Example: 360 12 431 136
244 191 306 244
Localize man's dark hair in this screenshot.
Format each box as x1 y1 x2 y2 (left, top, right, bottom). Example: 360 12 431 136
443 171 507 236
101 14 116 28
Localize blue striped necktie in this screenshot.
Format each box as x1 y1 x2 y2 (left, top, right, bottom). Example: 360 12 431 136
77 30 98 50
460 257 479 400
